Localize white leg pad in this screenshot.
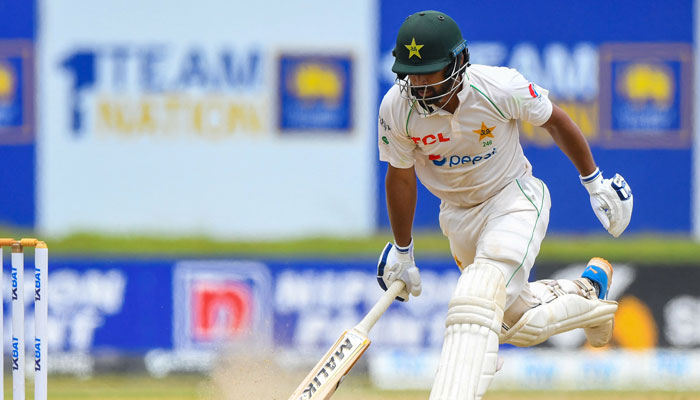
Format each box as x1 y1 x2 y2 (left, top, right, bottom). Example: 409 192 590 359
500 293 618 347
430 263 506 400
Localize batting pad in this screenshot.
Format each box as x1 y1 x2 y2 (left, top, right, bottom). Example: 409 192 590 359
500 294 618 347
430 263 506 400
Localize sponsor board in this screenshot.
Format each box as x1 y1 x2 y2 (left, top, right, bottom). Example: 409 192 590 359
6 255 698 377
0 257 170 359
0 5 37 229
273 262 460 354
38 0 375 238
535 263 699 350
0 40 34 144
278 54 353 132
369 349 700 391
58 45 264 140
172 260 273 350
365 261 700 391
599 43 693 148
376 0 694 234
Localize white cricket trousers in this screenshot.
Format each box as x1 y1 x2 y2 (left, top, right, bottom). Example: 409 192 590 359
438 174 551 310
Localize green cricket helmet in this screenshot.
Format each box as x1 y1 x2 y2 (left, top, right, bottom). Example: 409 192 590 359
392 10 468 76
391 11 470 115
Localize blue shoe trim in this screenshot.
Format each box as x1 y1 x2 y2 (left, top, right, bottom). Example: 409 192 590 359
582 265 609 299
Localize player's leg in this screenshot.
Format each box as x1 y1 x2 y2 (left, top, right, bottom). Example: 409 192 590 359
431 176 550 400
430 203 498 400
429 262 505 400
473 175 551 309
438 201 477 270
500 257 617 347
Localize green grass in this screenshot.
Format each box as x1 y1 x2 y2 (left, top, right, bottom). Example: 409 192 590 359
38 374 204 399
28 374 700 400
2 228 700 264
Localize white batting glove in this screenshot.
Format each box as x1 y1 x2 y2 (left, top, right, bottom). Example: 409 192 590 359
376 239 422 302
580 167 633 238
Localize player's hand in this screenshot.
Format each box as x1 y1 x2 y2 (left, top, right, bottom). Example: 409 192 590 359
580 167 633 237
376 239 422 302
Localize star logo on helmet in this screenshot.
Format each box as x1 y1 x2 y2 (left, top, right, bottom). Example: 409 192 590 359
404 37 424 59
473 122 496 141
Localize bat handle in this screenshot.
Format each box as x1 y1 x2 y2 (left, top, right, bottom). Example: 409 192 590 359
355 280 405 336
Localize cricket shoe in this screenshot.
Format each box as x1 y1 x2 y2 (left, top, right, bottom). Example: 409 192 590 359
580 257 614 347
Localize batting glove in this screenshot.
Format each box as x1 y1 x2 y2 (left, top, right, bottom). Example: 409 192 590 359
581 167 633 238
377 239 422 302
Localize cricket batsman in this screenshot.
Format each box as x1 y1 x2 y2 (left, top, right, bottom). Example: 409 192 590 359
376 10 633 400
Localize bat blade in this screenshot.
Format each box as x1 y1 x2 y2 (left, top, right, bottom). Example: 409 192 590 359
287 328 370 400
288 281 404 400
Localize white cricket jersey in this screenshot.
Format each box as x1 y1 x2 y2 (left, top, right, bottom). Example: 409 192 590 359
378 64 553 208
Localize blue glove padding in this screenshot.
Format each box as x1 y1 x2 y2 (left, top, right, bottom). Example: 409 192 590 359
377 239 422 302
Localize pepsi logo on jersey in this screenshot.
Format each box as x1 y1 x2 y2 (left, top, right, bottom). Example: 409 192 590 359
429 147 497 167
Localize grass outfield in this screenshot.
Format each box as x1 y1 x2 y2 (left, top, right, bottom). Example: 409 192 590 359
37 374 700 399
3 229 700 264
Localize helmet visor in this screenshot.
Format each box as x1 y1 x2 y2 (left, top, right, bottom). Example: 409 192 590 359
391 58 451 76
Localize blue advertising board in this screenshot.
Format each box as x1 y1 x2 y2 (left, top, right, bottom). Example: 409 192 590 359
600 43 693 148
278 54 353 132
37 258 173 352
0 52 28 132
14 256 455 355
8 255 695 360
376 0 694 234
0 0 36 228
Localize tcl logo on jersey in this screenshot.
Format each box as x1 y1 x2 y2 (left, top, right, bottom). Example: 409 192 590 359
411 132 450 145
429 147 497 167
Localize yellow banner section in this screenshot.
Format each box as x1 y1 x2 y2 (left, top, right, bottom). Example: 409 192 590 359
95 95 263 139
520 100 598 146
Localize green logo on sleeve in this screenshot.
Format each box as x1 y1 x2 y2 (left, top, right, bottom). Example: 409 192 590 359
382 136 389 144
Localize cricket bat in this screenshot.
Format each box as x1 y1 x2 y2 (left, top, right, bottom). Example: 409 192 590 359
287 280 406 400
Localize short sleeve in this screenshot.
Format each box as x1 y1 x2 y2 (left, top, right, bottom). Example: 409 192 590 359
499 69 553 127
378 94 416 168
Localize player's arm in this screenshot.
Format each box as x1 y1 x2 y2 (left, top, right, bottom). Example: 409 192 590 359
541 104 596 176
542 103 633 237
376 163 421 302
385 164 416 247
376 95 421 301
